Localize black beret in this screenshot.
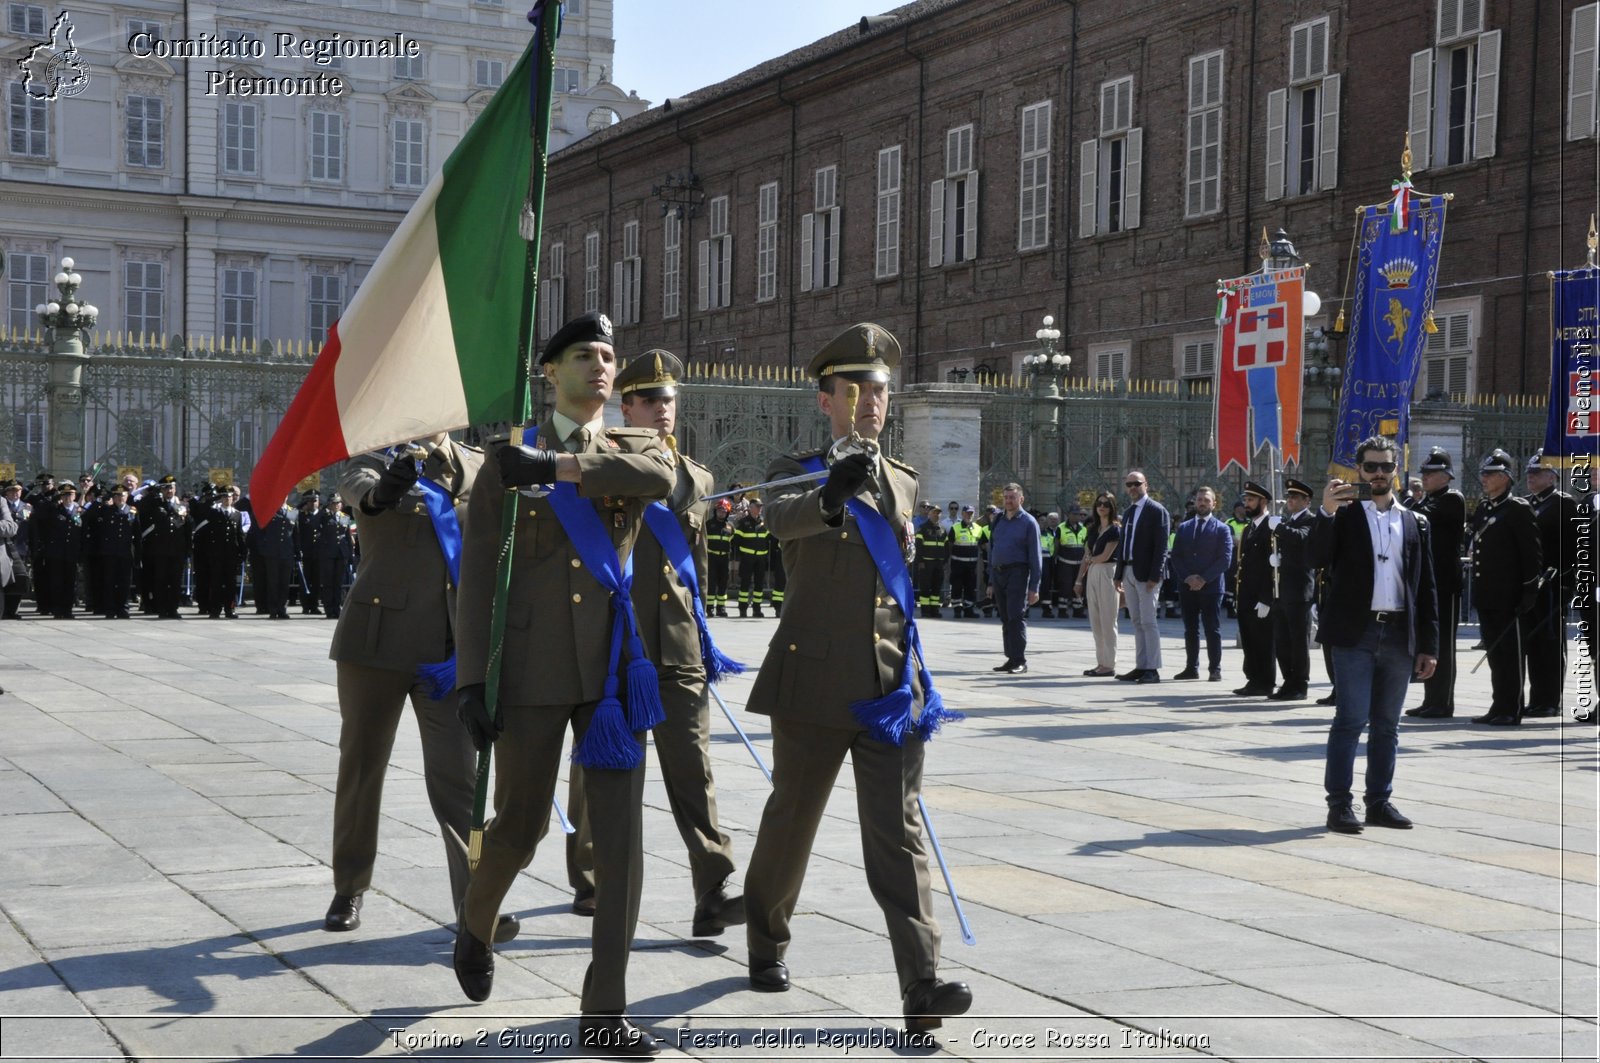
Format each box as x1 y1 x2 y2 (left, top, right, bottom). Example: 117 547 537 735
540 311 614 364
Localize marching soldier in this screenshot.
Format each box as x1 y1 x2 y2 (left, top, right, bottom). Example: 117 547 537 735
915 504 949 618
1523 451 1579 718
1268 479 1317 701
733 498 769 617
1467 450 1542 726
948 505 981 618
1406 448 1467 718
743 322 972 1035
1234 482 1277 697
92 483 138 619
705 500 733 617
567 350 744 940
451 312 674 1056
137 475 189 619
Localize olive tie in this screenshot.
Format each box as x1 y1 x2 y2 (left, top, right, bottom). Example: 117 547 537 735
568 427 590 454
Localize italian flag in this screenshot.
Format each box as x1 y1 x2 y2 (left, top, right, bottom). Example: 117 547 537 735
249 37 539 510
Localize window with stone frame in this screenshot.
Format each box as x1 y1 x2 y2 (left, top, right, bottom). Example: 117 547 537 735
1409 0 1501 169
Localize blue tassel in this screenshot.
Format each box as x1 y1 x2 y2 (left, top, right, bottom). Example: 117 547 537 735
573 690 643 770
914 677 966 743
625 650 666 731
850 683 915 746
416 656 456 702
701 626 746 683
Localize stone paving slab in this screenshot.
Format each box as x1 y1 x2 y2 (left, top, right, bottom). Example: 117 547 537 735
0 609 1594 1061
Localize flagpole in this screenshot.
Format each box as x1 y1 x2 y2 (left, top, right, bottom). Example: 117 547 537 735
470 2 561 870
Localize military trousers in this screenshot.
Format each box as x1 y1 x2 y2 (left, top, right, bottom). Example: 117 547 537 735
331 661 477 906
568 665 735 903
745 717 940 993
1238 604 1276 689
463 701 646 1015
1272 599 1313 690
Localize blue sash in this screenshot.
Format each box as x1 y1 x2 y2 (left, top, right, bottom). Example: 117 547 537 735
642 501 744 682
411 469 463 701
798 456 961 744
523 428 665 770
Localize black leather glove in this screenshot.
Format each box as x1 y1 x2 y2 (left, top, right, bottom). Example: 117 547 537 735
497 444 561 489
368 455 419 509
456 683 503 753
819 452 874 515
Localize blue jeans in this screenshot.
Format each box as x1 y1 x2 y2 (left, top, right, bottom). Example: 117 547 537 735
1325 621 1413 807
1180 588 1223 672
993 565 1030 663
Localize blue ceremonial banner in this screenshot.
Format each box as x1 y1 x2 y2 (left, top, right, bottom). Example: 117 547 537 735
1545 266 1600 461
1330 195 1447 475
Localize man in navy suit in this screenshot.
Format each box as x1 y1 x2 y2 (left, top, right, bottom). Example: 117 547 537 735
1312 436 1438 835
1115 470 1170 683
1167 486 1232 681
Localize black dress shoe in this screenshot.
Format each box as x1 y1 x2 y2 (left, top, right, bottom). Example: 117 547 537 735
1005 660 1028 674
1364 800 1413 829
1405 705 1454 718
1525 705 1562 718
749 959 789 992
1172 668 1200 680
572 891 597 916
1326 805 1363 834
1267 687 1307 701
1233 684 1273 697
1316 692 1338 706
1135 670 1160 683
1474 713 1521 726
452 922 494 1002
493 913 520 944
324 893 362 932
578 1016 661 1057
1115 668 1143 681
1208 670 1223 682
902 977 973 1033
991 659 1015 672
691 880 746 937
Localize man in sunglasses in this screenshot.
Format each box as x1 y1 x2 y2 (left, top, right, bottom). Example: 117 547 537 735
1312 436 1438 834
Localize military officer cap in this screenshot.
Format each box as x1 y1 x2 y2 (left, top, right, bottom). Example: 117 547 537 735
1525 449 1553 473
1242 481 1272 500
808 322 901 384
1284 478 1313 498
615 348 683 398
158 474 178 486
1419 447 1454 477
108 482 128 494
1479 449 1516 478
540 311 614 364
35 471 52 482
57 482 77 495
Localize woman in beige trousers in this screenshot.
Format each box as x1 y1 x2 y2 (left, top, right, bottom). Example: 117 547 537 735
1075 495 1122 676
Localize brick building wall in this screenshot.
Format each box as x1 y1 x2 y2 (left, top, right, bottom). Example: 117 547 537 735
539 0 1596 398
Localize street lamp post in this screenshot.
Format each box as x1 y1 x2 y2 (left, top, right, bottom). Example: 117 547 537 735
34 256 98 478
1021 314 1071 503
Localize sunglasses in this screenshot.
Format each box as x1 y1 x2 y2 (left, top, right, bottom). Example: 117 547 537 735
1361 461 1397 473
1124 481 1143 488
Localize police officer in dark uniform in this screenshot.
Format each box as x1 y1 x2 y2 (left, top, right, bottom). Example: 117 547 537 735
704 501 733 617
39 483 83 618
733 499 769 617
296 493 325 614
1467 449 1542 726
93 483 139 619
1234 481 1277 697
317 497 355 618
1268 479 1317 701
1523 451 1579 717
251 500 299 620
1406 448 1467 718
138 475 189 619
191 485 246 619
915 504 950 618
948 505 982 617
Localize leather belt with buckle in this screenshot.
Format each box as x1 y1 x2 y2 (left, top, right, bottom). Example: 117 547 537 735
1371 609 1406 623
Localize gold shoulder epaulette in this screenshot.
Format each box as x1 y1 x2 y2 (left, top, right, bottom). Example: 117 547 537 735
793 448 825 462
885 455 918 476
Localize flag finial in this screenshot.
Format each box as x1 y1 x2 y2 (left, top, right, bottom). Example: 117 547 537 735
1588 214 1597 269
1401 132 1413 183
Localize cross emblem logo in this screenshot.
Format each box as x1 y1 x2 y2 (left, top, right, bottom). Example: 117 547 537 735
1234 303 1288 369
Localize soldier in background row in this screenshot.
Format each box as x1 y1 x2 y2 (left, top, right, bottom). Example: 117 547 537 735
317 497 355 619
296 493 325 615
1406 448 1467 719
38 483 83 619
1466 450 1542 727
138 475 189 620
251 500 299 621
1523 451 1580 719
1269 479 1317 702
91 483 138 619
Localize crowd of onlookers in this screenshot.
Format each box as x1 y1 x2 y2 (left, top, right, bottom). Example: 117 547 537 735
0 471 356 621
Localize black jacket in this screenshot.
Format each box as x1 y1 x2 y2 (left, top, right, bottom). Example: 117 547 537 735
1310 500 1439 658
1469 490 1541 609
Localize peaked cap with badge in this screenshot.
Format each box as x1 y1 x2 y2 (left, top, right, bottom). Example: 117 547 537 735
615 349 683 399
1283 478 1313 498
809 322 901 383
1242 480 1272 500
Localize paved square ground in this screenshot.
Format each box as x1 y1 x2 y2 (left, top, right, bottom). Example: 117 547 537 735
0 608 1594 1061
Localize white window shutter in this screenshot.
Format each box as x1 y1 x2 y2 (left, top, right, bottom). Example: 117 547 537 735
696 240 709 311
1473 29 1501 160
827 206 841 287
1409 49 1434 171
1571 4 1600 140
1079 139 1098 238
630 263 641 321
538 278 550 338
1265 88 1287 201
963 171 979 256
612 261 623 320
1123 128 1143 230
929 178 945 266
719 236 731 307
800 212 814 292
1318 74 1341 190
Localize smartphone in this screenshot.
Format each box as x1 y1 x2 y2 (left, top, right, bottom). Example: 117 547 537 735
1353 482 1375 500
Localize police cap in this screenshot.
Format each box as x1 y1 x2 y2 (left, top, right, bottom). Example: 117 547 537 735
807 322 900 384
158 475 178 486
1242 481 1272 500
1478 449 1516 478
1284 478 1313 498
615 349 682 399
1419 448 1454 477
540 311 614 365
1525 449 1555 473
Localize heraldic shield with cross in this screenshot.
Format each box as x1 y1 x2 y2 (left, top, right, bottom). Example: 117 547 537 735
1215 266 1305 474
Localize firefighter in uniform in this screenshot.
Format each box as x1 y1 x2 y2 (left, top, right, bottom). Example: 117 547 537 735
705 500 733 617
1406 448 1467 718
1268 478 1316 701
1523 450 1579 718
767 532 786 617
1234 482 1277 697
1467 449 1542 726
948 505 981 617
734 498 769 617
915 504 950 617
1055 507 1088 617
